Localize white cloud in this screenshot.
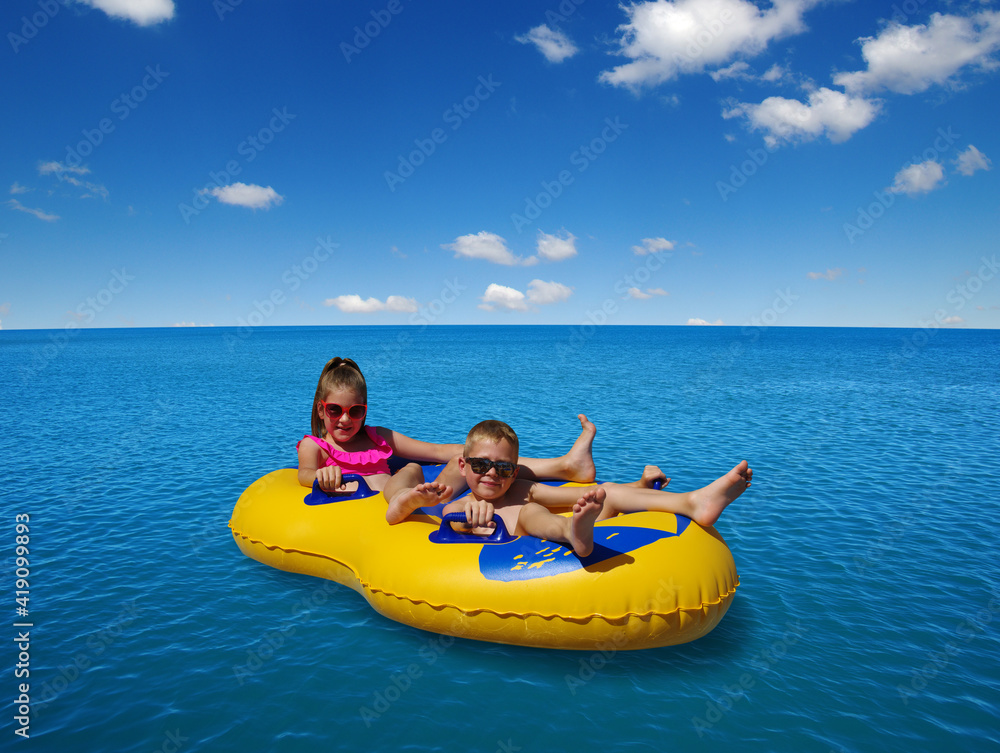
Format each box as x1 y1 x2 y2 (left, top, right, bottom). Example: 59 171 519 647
834 12 1000 95
710 60 790 83
443 231 522 265
58 174 110 200
761 63 787 82
37 161 109 199
626 287 669 299
206 183 284 210
942 315 964 325
526 279 573 305
710 60 752 81
516 24 579 63
38 161 90 176
479 284 529 312
807 268 845 281
536 229 578 261
80 0 175 26
687 317 724 325
478 280 572 311
324 295 419 314
888 160 946 195
954 145 992 176
172 322 215 327
10 182 30 194
724 87 881 147
6 199 58 222
600 0 817 89
632 237 676 255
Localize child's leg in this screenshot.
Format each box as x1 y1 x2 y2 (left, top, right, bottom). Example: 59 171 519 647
385 459 465 524
515 488 605 557
598 461 752 527
515 414 597 483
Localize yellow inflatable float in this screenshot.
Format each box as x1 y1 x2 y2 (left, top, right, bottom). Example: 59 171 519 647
229 465 739 650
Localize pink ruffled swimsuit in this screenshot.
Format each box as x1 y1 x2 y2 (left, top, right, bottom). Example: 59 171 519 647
297 426 393 476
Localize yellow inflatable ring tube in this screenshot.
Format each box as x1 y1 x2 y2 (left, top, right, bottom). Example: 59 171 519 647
229 467 739 650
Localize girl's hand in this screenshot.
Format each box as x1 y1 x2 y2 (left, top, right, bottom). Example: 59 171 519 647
315 465 344 492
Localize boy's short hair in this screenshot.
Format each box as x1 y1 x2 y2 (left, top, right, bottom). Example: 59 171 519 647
464 420 519 459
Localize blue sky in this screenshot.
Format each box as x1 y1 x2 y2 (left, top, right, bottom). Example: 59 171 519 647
3 0 999 330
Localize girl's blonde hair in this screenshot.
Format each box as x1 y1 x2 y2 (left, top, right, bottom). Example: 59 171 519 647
464 420 519 459
311 357 368 438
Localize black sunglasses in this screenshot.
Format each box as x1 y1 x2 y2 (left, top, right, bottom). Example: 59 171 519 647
464 457 517 478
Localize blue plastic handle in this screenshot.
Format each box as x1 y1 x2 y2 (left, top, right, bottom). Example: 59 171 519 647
303 474 379 505
653 479 664 491
429 511 517 544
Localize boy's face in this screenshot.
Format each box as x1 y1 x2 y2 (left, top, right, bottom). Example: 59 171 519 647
459 438 518 501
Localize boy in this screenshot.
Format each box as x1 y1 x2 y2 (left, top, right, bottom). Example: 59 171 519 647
385 420 753 558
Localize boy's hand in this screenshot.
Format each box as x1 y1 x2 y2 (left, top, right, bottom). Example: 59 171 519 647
463 498 496 530
442 499 497 534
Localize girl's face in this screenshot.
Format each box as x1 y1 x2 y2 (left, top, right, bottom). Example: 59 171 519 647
318 387 367 443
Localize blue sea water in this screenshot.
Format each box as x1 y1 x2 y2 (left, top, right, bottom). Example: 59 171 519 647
2 324 999 752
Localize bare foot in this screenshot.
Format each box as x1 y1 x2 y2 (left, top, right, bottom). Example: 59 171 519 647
385 481 453 525
562 414 597 483
568 487 605 557
688 461 752 527
627 465 670 489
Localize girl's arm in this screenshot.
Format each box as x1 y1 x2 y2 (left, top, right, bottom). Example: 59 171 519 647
375 427 464 464
297 436 344 490
297 437 321 487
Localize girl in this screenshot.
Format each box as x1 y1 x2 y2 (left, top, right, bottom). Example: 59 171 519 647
297 357 598 494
